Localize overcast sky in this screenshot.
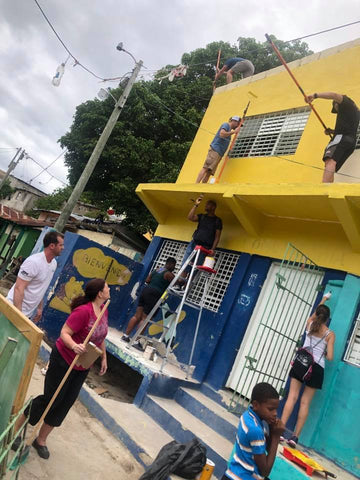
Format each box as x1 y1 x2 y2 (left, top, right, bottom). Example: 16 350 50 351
0 0 359 193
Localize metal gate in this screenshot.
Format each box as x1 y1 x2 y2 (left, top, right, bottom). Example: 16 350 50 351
228 243 324 413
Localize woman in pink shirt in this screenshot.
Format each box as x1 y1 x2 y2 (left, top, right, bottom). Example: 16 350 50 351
23 278 110 459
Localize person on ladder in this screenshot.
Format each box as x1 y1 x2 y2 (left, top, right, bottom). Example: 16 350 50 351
121 257 177 350
174 196 222 291
280 293 335 448
305 92 359 183
196 116 241 183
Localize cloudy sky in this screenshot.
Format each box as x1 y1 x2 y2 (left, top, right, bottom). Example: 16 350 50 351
0 0 359 193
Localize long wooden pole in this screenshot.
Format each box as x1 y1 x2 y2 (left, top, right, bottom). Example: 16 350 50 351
26 299 110 446
265 34 332 136
215 101 250 183
213 49 222 92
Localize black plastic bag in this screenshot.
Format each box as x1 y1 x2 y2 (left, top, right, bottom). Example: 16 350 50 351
139 438 207 480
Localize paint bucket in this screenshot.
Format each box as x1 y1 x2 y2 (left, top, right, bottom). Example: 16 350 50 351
144 346 156 360
196 459 215 480
202 256 215 269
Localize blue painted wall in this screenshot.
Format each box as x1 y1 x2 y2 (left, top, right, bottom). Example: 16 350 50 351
41 232 143 342
300 274 360 477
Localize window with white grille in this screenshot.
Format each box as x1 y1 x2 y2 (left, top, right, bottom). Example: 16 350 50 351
344 314 360 367
152 239 240 313
229 107 310 158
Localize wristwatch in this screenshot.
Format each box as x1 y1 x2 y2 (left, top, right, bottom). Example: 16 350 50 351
314 93 318 99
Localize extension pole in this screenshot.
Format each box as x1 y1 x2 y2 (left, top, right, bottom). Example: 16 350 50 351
26 300 110 447
54 60 143 232
213 49 222 92
216 101 250 183
265 34 331 135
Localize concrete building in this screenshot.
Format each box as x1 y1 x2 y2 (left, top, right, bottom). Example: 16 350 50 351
0 170 46 212
39 39 360 478
134 38 360 476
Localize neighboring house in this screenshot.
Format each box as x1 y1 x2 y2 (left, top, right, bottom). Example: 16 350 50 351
0 171 46 212
133 38 360 475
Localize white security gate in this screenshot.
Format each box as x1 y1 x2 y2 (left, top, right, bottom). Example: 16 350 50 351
226 244 324 413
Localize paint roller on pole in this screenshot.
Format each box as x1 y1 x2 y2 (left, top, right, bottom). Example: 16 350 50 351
265 34 333 138
213 49 222 92
215 100 251 183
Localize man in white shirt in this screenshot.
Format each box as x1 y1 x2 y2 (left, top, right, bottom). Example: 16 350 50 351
7 231 64 322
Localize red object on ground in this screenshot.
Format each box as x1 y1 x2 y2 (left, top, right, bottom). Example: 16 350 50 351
283 447 315 476
107 208 115 215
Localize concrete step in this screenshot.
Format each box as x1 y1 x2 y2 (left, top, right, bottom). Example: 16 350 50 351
175 387 239 443
142 394 233 478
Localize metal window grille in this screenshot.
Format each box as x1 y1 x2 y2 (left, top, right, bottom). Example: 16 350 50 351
344 314 360 367
229 107 310 158
152 240 240 312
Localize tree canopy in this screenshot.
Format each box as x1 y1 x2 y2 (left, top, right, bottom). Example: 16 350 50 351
0 179 14 200
59 37 312 234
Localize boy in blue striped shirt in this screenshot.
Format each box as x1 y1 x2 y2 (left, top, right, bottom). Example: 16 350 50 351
222 383 285 480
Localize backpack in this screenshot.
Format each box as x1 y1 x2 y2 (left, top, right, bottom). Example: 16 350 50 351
139 438 207 480
291 333 328 381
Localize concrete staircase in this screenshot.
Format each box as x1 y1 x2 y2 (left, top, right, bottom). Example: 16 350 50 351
140 385 240 479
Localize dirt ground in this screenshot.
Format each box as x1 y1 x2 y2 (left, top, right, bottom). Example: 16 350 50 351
16 363 144 480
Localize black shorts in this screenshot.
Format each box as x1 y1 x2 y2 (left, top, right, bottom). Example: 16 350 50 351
138 286 162 314
289 362 324 389
323 134 356 172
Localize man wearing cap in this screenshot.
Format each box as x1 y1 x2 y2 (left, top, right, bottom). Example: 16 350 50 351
196 116 241 183
306 92 359 182
215 57 255 84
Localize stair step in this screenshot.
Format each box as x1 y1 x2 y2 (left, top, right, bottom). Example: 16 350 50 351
143 394 233 478
175 387 239 442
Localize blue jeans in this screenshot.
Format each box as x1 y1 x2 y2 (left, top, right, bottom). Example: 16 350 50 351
182 240 207 275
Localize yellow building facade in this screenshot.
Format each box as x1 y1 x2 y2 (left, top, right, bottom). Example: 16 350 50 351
137 38 360 275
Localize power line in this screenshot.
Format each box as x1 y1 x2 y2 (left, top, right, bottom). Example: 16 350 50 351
285 20 360 43
273 154 360 181
29 150 65 183
33 0 128 83
26 155 67 186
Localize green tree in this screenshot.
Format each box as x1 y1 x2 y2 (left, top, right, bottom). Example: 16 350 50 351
0 179 14 200
59 37 312 234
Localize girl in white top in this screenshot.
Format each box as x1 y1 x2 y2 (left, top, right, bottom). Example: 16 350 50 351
281 293 335 447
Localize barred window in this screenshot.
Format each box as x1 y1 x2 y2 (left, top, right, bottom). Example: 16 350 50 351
152 239 240 313
344 314 360 367
229 107 310 158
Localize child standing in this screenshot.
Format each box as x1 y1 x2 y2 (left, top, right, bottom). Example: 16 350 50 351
222 383 284 480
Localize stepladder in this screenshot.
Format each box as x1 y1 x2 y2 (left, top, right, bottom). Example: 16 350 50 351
128 245 217 377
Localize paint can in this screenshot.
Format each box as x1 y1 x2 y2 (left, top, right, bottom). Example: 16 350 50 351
196 459 215 480
144 346 156 360
202 256 215 269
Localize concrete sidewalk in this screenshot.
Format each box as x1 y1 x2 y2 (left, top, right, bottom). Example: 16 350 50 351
17 363 144 480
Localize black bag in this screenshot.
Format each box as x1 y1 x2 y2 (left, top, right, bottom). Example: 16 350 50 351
291 333 327 381
139 438 207 480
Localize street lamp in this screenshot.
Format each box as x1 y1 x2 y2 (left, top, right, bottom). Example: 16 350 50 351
116 42 137 64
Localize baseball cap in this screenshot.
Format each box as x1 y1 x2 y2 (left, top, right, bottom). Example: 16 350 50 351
230 115 240 122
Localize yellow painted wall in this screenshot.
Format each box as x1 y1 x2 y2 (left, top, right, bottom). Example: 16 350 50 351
177 39 360 185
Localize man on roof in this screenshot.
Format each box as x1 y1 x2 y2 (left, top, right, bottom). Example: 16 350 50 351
215 57 255 84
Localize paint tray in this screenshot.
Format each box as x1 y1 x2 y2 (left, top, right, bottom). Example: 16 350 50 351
282 446 336 478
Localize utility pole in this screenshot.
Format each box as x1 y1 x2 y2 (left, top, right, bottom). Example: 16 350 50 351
54 59 143 232
0 148 24 191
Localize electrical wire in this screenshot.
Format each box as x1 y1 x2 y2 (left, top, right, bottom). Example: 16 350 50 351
285 20 360 43
33 0 129 83
273 154 360 181
26 155 67 186
29 150 65 183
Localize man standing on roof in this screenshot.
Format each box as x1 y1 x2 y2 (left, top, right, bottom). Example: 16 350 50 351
215 57 255 84
7 230 64 322
306 92 360 183
196 116 241 183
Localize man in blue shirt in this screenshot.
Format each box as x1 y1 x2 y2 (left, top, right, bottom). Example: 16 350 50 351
196 116 241 183
215 57 255 84
222 383 284 480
